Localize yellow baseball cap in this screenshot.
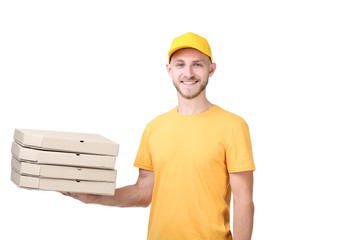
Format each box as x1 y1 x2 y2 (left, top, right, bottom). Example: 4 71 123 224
168 32 212 63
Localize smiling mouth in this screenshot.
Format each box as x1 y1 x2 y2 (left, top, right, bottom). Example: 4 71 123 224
181 81 199 86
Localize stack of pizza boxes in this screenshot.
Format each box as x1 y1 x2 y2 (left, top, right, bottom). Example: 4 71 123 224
11 129 119 195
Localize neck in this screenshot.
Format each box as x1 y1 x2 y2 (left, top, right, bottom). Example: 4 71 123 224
177 92 213 115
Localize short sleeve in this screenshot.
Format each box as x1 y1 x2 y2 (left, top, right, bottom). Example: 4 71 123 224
226 120 255 172
133 125 154 171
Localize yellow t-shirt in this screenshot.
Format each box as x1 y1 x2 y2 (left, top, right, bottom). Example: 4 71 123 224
134 105 255 240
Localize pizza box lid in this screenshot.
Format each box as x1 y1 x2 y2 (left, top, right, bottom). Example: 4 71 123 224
11 157 117 182
11 169 115 196
11 141 116 169
14 129 119 156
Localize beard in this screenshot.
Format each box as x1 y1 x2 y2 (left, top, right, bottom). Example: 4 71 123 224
173 76 209 100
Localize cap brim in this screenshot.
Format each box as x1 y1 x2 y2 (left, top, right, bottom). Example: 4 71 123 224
168 45 212 63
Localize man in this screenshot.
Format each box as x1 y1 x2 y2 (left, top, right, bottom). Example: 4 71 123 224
63 32 255 240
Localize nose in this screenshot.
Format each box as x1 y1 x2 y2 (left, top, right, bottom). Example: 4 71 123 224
183 65 195 78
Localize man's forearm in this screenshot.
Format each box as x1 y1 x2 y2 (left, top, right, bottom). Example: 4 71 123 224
90 184 151 207
233 201 254 240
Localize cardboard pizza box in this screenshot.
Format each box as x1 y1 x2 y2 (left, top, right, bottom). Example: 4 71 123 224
11 157 117 182
11 169 115 195
11 142 116 169
14 129 119 156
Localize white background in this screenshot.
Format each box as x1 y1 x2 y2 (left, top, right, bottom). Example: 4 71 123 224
1 0 359 239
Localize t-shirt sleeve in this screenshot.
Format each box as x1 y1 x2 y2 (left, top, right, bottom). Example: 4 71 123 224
226 120 255 172
133 125 154 171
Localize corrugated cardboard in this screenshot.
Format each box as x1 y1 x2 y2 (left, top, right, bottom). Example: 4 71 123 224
11 157 117 182
11 169 115 195
11 142 116 169
14 129 119 156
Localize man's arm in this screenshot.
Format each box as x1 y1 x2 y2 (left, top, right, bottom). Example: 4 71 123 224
62 168 154 207
229 171 254 240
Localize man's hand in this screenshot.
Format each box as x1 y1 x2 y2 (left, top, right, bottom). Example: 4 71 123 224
60 169 154 207
61 192 102 204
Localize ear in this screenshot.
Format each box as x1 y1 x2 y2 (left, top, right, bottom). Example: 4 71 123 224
209 62 216 77
166 63 172 77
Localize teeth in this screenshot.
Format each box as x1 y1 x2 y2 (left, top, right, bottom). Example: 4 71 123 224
183 81 196 85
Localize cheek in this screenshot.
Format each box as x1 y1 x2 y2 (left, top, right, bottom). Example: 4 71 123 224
194 70 207 79
171 70 183 79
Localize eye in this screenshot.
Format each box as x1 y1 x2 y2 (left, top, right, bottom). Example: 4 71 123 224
194 63 202 67
176 63 184 68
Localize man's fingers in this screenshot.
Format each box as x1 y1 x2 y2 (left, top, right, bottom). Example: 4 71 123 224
59 191 96 204
59 191 81 200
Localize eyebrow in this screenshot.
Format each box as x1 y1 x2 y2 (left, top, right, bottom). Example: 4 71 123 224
173 59 205 63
